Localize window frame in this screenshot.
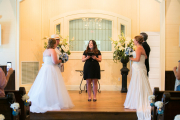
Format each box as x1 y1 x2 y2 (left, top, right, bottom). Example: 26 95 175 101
50 10 131 59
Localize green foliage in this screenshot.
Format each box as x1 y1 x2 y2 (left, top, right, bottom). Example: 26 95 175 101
111 34 134 63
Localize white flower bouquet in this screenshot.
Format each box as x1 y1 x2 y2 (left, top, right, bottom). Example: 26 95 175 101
22 94 30 106
22 94 29 101
155 101 163 108
0 114 5 120
10 102 20 109
174 115 180 120
148 95 155 102
148 95 155 106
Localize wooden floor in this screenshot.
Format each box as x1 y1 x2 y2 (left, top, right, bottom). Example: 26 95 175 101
30 91 137 120
58 90 135 112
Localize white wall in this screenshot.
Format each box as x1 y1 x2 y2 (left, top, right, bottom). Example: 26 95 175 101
0 0 16 69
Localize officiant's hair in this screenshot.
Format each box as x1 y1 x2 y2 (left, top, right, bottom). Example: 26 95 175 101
140 32 148 41
134 36 143 44
47 38 56 49
85 40 98 54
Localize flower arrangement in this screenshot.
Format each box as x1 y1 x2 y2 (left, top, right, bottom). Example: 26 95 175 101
155 101 164 115
43 35 73 55
0 114 5 120
43 35 74 63
10 102 20 116
174 115 180 120
111 34 134 62
22 94 29 101
155 101 163 108
22 94 30 106
148 95 155 106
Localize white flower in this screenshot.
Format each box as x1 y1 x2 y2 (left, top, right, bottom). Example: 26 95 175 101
119 46 125 51
0 114 5 120
115 45 119 50
155 101 163 108
22 94 29 101
10 102 20 109
148 95 155 102
61 45 68 52
174 115 180 120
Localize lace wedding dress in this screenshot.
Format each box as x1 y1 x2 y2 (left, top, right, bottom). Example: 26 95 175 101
124 51 152 120
28 56 74 113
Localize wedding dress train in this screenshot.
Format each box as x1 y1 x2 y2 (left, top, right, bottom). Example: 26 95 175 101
28 56 74 113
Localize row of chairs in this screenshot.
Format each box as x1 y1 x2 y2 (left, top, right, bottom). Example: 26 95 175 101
151 87 180 120
0 87 30 120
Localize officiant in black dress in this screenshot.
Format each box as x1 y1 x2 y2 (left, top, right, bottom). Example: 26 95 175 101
82 40 102 102
140 32 151 76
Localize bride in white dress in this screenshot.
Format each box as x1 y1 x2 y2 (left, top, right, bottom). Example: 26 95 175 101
28 38 74 113
124 35 152 120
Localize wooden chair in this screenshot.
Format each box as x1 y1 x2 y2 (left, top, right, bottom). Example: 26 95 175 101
5 87 31 120
156 92 180 120
151 87 180 120
0 92 20 120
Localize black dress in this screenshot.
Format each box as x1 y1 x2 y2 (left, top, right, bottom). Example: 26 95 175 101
83 50 101 80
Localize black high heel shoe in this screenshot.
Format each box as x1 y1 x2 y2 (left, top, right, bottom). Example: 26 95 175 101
88 99 91 102
93 99 97 102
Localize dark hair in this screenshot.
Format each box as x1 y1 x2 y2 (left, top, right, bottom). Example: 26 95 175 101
47 38 56 49
85 40 98 54
140 32 148 41
134 35 143 44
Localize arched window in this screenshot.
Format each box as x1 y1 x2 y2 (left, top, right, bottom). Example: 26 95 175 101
69 18 112 51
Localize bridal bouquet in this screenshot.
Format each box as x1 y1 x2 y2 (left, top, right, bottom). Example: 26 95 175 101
111 34 134 62
59 53 69 63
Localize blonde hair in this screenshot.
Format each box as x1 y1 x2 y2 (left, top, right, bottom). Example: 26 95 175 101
134 35 143 44
47 38 56 49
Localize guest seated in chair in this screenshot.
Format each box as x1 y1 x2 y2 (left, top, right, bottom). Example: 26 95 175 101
0 68 13 97
173 61 180 91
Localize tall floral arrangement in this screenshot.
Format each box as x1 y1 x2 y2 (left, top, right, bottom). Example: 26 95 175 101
43 35 74 55
111 34 134 62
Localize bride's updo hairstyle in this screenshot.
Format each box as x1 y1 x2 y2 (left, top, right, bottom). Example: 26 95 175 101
47 38 56 49
134 35 144 44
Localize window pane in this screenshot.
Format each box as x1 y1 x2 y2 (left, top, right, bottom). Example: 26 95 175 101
69 18 112 51
56 24 60 34
121 24 125 36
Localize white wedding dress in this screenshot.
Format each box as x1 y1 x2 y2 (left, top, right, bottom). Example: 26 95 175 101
124 51 152 120
28 56 74 113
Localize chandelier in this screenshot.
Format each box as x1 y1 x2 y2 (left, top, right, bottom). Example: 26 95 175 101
82 18 102 29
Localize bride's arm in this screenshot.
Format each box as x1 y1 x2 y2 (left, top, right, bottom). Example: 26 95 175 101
51 49 62 64
129 47 141 62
